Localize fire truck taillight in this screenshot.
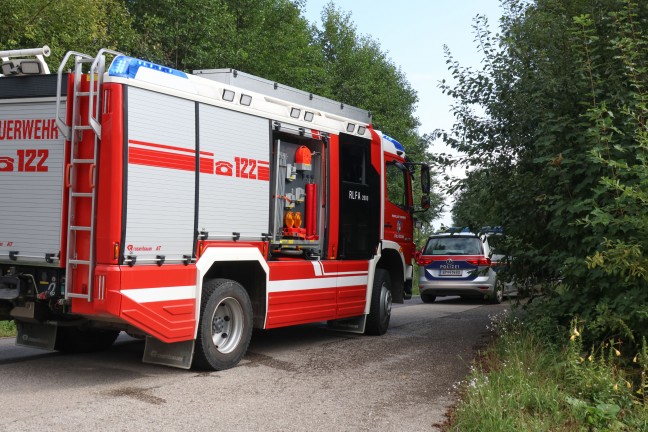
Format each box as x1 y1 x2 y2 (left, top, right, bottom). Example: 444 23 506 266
198 242 205 258
113 243 120 260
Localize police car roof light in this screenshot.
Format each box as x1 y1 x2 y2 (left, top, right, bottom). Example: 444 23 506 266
480 226 504 235
439 226 472 234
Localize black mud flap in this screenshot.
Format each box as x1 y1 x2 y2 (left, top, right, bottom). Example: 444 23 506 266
143 336 194 369
327 315 367 334
16 322 57 350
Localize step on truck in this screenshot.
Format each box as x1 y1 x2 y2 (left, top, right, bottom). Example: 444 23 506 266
0 46 431 369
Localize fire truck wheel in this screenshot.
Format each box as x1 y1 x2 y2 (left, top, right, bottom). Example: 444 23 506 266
193 278 253 370
54 327 120 353
365 269 392 335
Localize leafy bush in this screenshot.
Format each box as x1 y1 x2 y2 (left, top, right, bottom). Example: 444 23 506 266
439 0 648 349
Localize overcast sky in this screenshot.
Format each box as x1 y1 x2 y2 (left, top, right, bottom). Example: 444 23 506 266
302 0 504 227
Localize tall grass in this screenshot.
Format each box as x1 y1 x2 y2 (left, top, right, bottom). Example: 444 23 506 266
448 313 648 431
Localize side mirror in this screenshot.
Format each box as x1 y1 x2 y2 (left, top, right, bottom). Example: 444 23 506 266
414 250 422 262
421 194 430 210
421 164 430 194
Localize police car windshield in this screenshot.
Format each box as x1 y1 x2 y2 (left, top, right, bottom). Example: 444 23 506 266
424 236 483 256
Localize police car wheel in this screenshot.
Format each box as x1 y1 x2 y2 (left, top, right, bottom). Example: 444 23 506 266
490 280 504 304
421 292 436 303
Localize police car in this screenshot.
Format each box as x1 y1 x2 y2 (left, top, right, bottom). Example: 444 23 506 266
416 228 502 304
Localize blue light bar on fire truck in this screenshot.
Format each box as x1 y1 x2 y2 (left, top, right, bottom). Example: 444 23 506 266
382 133 405 156
109 56 188 79
108 55 199 94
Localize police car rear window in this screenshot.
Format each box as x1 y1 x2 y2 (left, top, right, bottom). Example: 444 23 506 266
423 237 483 255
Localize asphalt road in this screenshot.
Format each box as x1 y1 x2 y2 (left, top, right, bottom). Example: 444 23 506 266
0 297 508 432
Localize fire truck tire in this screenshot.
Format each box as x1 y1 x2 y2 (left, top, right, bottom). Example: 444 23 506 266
193 278 253 370
54 327 120 353
365 269 392 335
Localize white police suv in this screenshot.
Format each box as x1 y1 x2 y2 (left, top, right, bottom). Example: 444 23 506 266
416 228 502 304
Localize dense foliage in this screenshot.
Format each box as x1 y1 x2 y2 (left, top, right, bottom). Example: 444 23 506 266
0 0 443 220
440 0 648 348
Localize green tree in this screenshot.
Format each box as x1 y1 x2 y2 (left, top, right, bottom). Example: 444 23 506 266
217 0 327 90
450 169 502 230
0 0 137 65
441 0 648 346
125 0 326 90
125 0 236 70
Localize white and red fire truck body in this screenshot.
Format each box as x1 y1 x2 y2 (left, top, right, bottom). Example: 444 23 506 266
0 47 429 369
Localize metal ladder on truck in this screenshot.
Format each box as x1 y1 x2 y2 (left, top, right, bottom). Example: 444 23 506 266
55 49 122 302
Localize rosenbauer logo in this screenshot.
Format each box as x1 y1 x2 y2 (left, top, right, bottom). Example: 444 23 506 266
126 244 161 253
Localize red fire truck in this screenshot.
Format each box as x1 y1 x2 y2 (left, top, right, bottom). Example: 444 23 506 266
0 46 430 370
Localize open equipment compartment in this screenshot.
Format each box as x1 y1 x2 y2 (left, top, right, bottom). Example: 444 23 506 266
269 129 324 258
